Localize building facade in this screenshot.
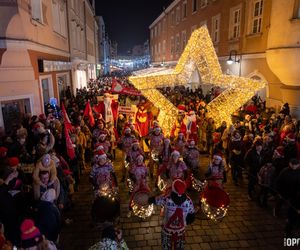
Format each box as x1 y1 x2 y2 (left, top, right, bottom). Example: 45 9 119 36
149 0 300 116
67 0 99 92
0 0 71 132
97 16 110 75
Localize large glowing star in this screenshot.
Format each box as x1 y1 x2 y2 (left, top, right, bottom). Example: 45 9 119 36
129 26 265 135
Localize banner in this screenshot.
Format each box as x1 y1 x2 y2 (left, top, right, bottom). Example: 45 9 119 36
111 78 141 96
118 105 136 116
83 101 95 127
61 103 72 130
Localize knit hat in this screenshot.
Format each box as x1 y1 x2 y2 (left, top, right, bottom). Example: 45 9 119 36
96 150 107 159
275 146 284 157
41 188 56 203
132 139 139 145
172 179 186 196
124 127 131 133
0 146 8 158
154 127 161 132
42 154 51 167
20 219 42 247
8 157 19 167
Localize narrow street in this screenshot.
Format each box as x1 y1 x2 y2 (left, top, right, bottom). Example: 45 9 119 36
60 151 285 250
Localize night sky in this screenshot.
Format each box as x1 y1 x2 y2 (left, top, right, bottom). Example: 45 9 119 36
95 0 174 55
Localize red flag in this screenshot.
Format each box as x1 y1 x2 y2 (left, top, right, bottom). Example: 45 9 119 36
83 101 95 127
61 103 72 130
64 124 75 160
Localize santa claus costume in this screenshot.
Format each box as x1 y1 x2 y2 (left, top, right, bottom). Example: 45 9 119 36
135 101 152 137
186 110 198 144
93 92 119 126
149 179 195 250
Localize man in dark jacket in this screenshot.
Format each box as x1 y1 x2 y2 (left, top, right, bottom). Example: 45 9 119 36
276 158 300 236
34 188 61 243
244 140 265 200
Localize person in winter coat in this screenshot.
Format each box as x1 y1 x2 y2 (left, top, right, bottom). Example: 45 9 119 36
34 189 61 243
244 140 265 200
229 131 244 185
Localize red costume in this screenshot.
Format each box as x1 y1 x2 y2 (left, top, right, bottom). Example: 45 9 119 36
93 94 118 125
135 106 152 137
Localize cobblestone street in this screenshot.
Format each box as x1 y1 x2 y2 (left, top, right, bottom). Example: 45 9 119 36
59 150 288 250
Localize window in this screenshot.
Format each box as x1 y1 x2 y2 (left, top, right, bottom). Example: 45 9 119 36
175 34 180 53
171 36 175 55
151 29 153 39
163 18 166 32
151 46 154 57
154 26 157 37
252 0 263 34
158 23 161 36
229 5 241 39
52 0 67 37
163 40 166 54
293 0 300 18
155 44 157 55
182 1 187 19
171 11 175 25
200 0 208 8
181 30 187 50
212 14 221 43
31 0 43 23
192 0 197 13
176 7 181 24
158 42 161 54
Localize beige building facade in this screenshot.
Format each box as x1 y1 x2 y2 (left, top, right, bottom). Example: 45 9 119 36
0 0 71 132
149 0 300 117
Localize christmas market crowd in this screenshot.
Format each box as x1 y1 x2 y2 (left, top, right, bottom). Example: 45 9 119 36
0 73 300 249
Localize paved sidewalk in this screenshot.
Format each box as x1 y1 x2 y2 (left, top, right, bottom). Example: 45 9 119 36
59 151 288 250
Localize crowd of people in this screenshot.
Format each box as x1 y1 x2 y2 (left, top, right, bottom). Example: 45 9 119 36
0 72 300 249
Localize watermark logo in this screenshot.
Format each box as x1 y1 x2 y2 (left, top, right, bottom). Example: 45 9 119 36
284 238 300 247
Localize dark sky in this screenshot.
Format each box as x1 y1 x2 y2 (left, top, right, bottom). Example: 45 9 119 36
95 0 174 55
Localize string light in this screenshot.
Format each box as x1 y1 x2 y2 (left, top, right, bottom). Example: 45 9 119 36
190 174 206 192
96 185 119 202
131 194 154 219
129 26 265 133
201 198 228 222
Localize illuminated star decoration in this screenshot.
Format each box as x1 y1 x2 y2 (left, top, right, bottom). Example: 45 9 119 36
129 26 265 135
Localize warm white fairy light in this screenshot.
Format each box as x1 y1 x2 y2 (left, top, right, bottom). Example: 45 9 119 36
190 174 206 192
131 202 154 219
129 26 265 133
201 198 228 222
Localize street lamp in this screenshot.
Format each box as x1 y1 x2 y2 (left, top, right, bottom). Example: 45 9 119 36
227 50 240 65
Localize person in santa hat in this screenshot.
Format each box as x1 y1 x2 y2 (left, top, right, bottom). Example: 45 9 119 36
186 110 198 144
92 120 109 142
89 150 117 191
128 154 149 216
118 127 136 182
183 139 201 179
94 132 111 156
148 126 164 179
174 132 186 156
166 150 188 182
148 179 195 250
205 152 227 188
93 92 119 126
126 139 144 168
